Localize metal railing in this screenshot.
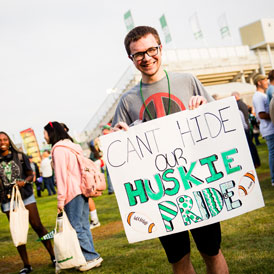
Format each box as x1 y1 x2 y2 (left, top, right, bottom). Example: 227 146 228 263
83 65 140 140
82 45 273 142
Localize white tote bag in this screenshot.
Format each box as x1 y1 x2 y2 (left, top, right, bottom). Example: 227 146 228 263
54 211 86 273
9 185 29 247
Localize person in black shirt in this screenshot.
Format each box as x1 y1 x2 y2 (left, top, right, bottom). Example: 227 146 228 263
0 132 55 274
28 155 43 197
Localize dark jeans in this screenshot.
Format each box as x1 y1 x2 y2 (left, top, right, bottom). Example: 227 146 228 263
265 134 274 183
35 182 43 197
106 167 114 194
245 130 260 168
43 176 56 195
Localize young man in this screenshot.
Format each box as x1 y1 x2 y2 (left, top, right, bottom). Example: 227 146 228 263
112 26 228 274
40 150 56 196
253 74 274 186
231 92 260 168
231 91 249 127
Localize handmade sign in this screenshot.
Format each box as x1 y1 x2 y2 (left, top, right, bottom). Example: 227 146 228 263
100 97 265 243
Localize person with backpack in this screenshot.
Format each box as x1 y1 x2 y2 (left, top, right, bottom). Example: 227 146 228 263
0 131 55 274
61 124 101 229
43 122 103 272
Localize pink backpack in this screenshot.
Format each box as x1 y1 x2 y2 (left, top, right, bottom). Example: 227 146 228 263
53 145 106 197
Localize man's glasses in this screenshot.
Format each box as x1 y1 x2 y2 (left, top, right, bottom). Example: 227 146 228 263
130 45 161 61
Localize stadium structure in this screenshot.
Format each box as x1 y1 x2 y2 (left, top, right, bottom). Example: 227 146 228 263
83 18 274 142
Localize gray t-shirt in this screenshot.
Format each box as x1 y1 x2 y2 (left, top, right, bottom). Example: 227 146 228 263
112 72 213 126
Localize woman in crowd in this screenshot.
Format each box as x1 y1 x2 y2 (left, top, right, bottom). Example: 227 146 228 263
0 132 55 274
61 124 101 229
43 122 102 272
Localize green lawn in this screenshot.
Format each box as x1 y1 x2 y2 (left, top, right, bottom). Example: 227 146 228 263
0 138 273 274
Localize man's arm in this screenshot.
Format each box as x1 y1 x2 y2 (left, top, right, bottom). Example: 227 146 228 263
258 112 271 120
188 75 211 109
112 96 132 127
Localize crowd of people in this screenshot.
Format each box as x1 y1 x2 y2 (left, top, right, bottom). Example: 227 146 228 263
0 25 274 274
252 71 274 186
0 123 110 273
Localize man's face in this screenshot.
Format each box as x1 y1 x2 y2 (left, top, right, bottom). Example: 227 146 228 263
258 78 268 91
129 34 162 78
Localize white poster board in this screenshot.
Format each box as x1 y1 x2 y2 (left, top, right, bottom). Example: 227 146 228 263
100 97 265 243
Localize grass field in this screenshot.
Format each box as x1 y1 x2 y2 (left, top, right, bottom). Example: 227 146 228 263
0 138 273 274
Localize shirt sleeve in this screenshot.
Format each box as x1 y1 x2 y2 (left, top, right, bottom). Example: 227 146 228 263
112 95 133 126
191 75 213 102
254 93 267 114
239 110 248 130
53 147 70 208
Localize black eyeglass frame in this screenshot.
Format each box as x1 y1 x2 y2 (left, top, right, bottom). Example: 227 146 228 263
129 45 161 61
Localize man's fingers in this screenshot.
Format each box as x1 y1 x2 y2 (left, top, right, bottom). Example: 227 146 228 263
189 96 207 110
113 122 129 131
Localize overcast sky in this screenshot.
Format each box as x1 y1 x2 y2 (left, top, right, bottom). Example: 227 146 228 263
1 0 273 145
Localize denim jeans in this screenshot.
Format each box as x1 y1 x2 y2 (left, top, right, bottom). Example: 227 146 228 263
43 176 56 195
106 167 114 194
64 194 100 261
265 133 274 183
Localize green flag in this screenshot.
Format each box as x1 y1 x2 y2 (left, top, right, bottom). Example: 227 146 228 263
124 10 134 32
189 13 204 40
218 13 231 39
159 14 172 43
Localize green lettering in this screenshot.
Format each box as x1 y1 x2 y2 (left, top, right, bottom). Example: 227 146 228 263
219 181 242 211
176 195 203 225
200 154 224 183
202 188 223 217
221 148 242 174
144 174 164 201
158 201 178 232
177 161 203 190
193 191 210 220
124 180 148 206
162 169 180 196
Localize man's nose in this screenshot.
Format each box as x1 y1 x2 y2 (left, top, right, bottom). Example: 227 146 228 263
143 52 152 61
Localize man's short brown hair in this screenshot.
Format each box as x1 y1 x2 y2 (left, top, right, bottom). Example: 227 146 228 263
124 26 161 56
253 74 267 87
268 70 274 82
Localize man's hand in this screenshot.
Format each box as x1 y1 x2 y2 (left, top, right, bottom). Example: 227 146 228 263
258 112 271 120
113 122 129 132
188 96 207 110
